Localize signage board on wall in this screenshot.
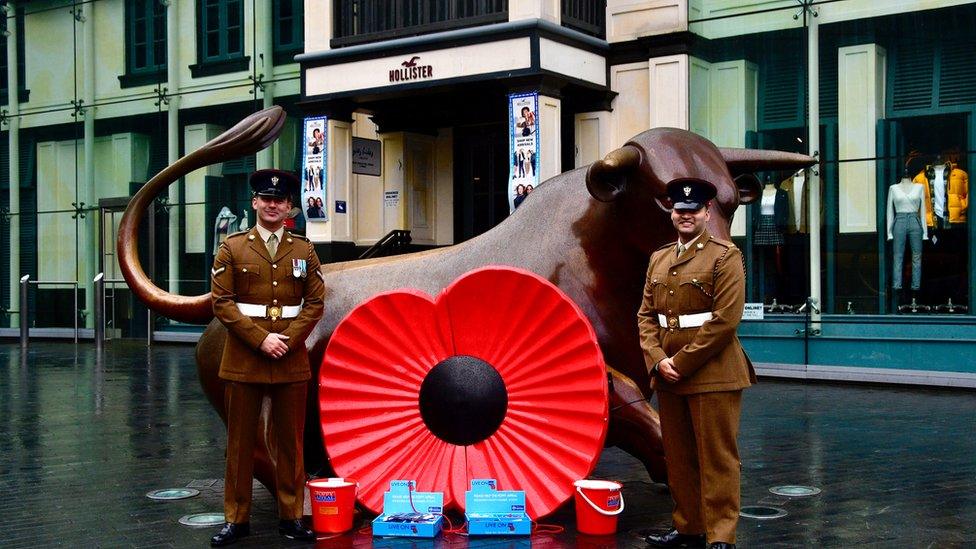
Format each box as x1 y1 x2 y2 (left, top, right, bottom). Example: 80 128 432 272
352 137 382 176
742 303 764 321
301 116 328 222
508 92 539 213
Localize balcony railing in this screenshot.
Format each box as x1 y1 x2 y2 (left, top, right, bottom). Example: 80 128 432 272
333 0 509 48
561 0 605 38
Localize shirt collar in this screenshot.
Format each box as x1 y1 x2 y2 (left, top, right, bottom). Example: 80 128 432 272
255 224 285 243
677 231 705 249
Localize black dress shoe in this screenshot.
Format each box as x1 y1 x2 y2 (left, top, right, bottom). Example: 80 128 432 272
278 519 316 541
645 528 706 548
709 543 735 549
210 522 249 547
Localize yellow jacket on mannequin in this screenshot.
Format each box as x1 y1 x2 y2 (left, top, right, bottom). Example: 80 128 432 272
914 164 969 226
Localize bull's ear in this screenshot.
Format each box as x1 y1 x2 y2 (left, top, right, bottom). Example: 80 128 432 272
719 147 817 177
735 174 762 204
585 145 641 202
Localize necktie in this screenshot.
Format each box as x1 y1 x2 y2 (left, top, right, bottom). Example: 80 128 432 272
267 234 278 258
677 244 686 257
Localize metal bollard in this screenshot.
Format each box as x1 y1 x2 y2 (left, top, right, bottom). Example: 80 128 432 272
19 275 29 349
94 273 105 353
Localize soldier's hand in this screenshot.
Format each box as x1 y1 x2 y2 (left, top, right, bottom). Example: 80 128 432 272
260 333 291 359
658 357 682 383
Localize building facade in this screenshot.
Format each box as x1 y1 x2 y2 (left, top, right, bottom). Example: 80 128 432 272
3 0 975 386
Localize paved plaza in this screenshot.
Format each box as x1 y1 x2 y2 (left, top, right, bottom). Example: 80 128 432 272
1 341 974 548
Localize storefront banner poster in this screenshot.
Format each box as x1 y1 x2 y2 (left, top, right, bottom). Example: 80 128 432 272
302 116 328 222
508 93 539 213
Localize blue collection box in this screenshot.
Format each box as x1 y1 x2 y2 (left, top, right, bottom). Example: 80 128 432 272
371 480 444 538
464 479 531 536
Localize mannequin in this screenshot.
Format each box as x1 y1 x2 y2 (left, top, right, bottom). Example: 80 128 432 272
887 169 928 302
755 175 790 302
944 148 969 224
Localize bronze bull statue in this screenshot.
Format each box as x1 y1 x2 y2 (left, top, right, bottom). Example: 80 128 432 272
118 106 815 495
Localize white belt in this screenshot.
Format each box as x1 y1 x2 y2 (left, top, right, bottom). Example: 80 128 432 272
238 302 301 320
658 312 713 329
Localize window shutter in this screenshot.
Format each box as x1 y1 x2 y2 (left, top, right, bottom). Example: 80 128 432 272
819 44 838 119
938 38 976 107
221 155 255 175
759 49 804 129
890 42 935 113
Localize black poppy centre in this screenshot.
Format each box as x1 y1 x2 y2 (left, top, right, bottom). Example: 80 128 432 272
418 355 508 446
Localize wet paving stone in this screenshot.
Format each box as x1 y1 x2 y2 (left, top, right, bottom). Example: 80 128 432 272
1 341 975 547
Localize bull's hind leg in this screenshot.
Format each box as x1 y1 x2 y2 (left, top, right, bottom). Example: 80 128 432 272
606 367 667 483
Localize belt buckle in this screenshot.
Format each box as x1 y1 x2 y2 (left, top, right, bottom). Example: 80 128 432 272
268 305 282 321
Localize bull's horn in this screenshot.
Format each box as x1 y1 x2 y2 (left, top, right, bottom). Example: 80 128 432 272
586 145 642 202
719 148 818 177
117 106 287 324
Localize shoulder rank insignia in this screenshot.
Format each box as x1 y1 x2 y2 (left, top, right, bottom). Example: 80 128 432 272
211 266 226 277
292 259 307 279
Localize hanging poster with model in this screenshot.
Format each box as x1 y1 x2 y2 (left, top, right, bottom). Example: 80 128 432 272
302 116 328 222
887 169 928 303
508 93 539 213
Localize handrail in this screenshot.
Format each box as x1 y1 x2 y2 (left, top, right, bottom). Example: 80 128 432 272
359 230 412 260
19 275 81 345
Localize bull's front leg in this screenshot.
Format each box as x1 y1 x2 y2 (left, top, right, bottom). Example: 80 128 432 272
605 366 667 483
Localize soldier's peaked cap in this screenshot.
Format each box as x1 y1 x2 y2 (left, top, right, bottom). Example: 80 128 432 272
250 169 300 199
667 179 717 211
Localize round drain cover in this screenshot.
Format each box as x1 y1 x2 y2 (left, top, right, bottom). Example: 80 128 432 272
740 506 787 520
179 513 225 528
770 485 821 497
146 488 200 501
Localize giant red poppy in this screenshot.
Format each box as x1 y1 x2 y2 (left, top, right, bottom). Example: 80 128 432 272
319 266 608 519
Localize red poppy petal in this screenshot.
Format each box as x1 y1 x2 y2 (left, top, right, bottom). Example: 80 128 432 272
439 267 608 517
320 290 456 512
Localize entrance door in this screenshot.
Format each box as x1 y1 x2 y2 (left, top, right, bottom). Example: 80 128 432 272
454 124 509 242
406 136 436 243
98 197 152 339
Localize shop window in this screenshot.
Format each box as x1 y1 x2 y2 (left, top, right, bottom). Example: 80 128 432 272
120 0 167 88
190 0 249 78
0 6 29 103
751 128 814 313
273 0 303 66
887 114 970 314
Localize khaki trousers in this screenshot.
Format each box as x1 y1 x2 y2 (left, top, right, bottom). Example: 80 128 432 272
223 381 307 524
657 390 742 544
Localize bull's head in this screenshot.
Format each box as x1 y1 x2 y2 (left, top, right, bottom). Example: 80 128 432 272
585 128 817 243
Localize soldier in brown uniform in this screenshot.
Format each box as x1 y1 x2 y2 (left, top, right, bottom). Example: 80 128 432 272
209 169 325 546
639 180 755 549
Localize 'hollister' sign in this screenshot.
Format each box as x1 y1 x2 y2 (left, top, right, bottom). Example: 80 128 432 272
390 56 433 83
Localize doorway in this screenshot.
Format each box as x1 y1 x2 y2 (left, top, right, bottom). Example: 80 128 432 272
454 123 509 242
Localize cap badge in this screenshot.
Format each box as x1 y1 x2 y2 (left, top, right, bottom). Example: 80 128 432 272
683 185 692 197
271 176 279 186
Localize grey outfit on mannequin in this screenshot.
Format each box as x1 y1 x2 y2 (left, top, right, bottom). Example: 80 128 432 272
887 183 927 290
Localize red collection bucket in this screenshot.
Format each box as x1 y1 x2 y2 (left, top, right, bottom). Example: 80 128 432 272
307 477 358 534
573 479 624 535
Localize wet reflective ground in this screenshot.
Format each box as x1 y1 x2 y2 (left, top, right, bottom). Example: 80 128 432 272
1 342 974 548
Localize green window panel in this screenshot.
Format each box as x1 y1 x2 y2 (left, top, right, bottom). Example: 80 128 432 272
273 0 304 65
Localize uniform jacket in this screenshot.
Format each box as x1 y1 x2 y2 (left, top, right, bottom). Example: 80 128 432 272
211 227 325 384
637 231 756 395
